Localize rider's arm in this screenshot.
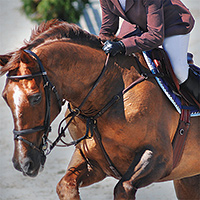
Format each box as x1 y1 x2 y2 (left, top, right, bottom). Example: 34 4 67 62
99 0 119 40
122 0 164 55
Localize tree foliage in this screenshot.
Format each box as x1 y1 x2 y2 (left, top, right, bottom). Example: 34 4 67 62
21 0 89 23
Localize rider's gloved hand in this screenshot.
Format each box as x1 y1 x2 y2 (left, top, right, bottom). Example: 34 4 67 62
102 41 125 56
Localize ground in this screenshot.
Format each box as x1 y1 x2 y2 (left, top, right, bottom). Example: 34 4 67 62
0 0 199 199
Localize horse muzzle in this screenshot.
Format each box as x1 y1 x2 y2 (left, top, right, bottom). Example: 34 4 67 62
12 152 46 177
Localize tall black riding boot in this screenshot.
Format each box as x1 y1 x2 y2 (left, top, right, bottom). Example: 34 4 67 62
180 68 200 104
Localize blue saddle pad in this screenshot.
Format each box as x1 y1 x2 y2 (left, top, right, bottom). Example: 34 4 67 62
142 51 200 117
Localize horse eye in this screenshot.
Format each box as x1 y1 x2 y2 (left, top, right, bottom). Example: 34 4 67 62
28 93 42 106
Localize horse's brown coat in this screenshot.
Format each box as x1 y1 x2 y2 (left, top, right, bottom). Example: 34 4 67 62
0 20 199 200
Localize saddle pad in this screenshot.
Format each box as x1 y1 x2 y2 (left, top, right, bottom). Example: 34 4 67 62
142 51 200 117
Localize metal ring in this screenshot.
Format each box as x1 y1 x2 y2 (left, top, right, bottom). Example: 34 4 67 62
180 129 184 135
72 108 81 116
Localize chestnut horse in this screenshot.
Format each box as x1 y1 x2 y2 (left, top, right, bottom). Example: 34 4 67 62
0 20 199 200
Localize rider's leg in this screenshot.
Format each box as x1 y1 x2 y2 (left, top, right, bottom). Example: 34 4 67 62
163 34 190 84
163 34 200 103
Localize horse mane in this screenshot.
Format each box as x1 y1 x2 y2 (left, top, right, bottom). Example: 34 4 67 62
25 19 102 49
0 19 102 74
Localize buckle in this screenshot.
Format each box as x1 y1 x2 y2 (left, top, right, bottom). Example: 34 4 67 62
141 73 149 79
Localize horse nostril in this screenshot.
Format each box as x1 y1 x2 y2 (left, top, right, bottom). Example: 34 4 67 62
22 158 34 174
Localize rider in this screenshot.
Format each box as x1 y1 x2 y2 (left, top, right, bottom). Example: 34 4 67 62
99 0 200 104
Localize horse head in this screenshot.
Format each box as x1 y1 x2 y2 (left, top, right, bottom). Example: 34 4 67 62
0 20 107 178
0 50 61 177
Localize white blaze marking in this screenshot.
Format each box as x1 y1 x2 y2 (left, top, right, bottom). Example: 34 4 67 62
13 85 23 129
13 86 27 157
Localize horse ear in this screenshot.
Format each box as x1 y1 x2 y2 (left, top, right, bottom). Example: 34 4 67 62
20 50 34 64
0 54 12 66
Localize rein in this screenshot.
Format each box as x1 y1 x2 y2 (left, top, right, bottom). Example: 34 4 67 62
45 53 111 150
46 54 160 178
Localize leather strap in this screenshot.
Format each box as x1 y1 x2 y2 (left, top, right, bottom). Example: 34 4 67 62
7 72 47 79
92 122 122 179
172 108 191 169
13 126 45 137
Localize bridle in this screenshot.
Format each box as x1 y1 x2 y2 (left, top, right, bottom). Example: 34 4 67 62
6 49 160 178
6 49 110 156
7 49 63 154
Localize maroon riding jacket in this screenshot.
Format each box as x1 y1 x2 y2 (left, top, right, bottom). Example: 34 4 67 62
99 0 195 55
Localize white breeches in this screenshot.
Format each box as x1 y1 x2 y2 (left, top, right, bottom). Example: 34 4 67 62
163 33 190 84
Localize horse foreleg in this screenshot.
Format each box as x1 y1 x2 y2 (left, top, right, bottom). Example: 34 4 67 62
56 147 106 200
173 174 200 200
114 149 171 200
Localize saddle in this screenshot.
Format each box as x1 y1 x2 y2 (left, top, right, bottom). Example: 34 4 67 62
150 48 200 108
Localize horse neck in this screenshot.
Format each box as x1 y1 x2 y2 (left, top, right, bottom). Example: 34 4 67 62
36 42 147 116
36 41 121 113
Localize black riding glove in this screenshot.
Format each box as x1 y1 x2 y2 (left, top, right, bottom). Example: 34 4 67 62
102 40 125 56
